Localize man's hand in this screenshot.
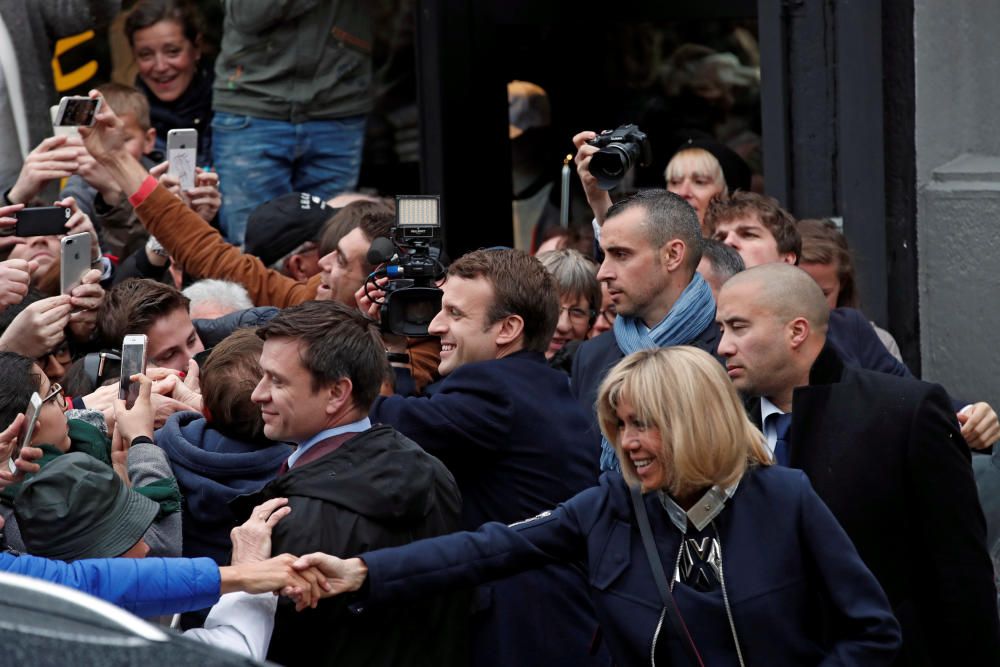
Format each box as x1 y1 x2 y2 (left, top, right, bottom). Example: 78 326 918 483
110 424 132 486
57 195 102 258
155 163 222 223
0 413 23 472
8 135 83 205
354 276 385 321
75 152 123 204
220 554 329 610
0 258 36 309
78 91 129 165
231 497 291 565
113 373 155 444
572 130 614 225
958 402 1000 450
67 269 105 341
0 203 26 254
291 553 368 601
0 414 44 489
0 295 72 358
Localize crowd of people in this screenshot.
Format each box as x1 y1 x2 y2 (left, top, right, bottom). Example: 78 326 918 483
0 1 997 666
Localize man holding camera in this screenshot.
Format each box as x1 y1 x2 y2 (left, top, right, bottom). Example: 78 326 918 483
569 136 720 470
369 247 608 667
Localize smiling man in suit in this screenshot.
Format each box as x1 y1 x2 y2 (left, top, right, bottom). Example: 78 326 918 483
715 262 1000 666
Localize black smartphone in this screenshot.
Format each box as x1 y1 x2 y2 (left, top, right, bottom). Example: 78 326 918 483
118 334 148 409
15 207 70 237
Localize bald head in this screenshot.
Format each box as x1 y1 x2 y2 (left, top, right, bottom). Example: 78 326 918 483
722 263 829 334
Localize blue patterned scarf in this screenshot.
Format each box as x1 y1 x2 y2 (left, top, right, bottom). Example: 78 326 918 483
600 273 716 472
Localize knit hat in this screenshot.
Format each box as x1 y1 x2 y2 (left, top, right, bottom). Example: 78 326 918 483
244 193 334 267
674 138 752 194
15 452 159 560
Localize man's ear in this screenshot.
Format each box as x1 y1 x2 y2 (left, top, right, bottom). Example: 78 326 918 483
787 316 812 350
660 239 687 272
495 314 525 348
325 377 354 415
285 254 308 281
782 252 798 266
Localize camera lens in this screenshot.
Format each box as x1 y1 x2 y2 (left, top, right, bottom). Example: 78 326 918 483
589 142 639 190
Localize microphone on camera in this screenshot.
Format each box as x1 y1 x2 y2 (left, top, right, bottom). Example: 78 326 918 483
367 237 396 265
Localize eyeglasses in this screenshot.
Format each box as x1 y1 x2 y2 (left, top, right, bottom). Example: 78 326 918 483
560 306 596 324
597 305 617 326
42 382 66 410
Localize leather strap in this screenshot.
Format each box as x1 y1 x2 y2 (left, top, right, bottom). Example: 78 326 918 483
630 484 705 667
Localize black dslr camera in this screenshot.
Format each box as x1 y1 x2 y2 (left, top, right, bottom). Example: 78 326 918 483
364 196 446 337
587 123 652 190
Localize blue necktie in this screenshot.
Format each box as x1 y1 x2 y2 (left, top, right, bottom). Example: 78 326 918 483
771 412 792 466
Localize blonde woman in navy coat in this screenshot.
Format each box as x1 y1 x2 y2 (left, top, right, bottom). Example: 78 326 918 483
292 346 901 666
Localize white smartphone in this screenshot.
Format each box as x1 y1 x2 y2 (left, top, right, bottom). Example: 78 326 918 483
53 96 101 127
118 334 148 409
60 232 91 294
167 128 198 190
14 392 43 462
49 105 80 138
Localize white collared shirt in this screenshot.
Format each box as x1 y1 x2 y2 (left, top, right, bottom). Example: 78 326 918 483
285 417 371 470
759 396 786 461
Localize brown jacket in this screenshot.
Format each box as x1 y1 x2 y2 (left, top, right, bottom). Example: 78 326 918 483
134 185 321 307
133 185 439 390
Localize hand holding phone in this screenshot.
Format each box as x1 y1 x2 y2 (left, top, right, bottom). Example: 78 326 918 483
167 128 198 190
12 393 42 464
118 334 148 409
54 96 102 127
15 206 70 237
60 232 91 294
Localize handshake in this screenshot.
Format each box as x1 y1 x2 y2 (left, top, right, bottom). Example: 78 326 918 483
224 498 365 612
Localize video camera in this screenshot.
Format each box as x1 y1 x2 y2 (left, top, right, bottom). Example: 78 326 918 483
587 123 652 190
364 196 446 337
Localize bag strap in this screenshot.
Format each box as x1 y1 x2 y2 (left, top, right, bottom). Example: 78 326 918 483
630 484 705 667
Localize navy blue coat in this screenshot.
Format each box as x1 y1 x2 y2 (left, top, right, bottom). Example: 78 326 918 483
370 349 608 666
358 467 901 667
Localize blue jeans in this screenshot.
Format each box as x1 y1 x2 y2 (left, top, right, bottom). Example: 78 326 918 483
211 112 366 246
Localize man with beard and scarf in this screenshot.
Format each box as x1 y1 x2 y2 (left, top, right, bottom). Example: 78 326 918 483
569 189 719 472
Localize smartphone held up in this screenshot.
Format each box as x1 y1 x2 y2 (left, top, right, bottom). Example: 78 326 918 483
53 96 101 127
119 335 148 409
167 128 198 190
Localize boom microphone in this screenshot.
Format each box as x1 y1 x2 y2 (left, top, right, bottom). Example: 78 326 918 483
366 237 396 265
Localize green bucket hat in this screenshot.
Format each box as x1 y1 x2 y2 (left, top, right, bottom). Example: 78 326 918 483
15 452 159 560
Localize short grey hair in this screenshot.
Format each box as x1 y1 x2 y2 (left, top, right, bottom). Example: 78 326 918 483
182 280 254 314
536 249 601 312
605 190 702 273
700 238 745 282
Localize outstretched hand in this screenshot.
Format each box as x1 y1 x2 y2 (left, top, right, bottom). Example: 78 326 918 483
231 497 291 566
289 553 368 606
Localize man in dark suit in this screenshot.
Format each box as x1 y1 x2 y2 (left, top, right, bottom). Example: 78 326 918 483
707 191 1000 449
371 248 608 667
570 190 720 470
716 263 1000 666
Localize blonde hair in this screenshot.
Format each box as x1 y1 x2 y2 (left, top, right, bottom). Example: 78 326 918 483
665 148 726 191
597 346 771 495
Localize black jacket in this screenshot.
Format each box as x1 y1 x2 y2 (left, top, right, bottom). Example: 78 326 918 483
747 344 1000 666
233 425 466 667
